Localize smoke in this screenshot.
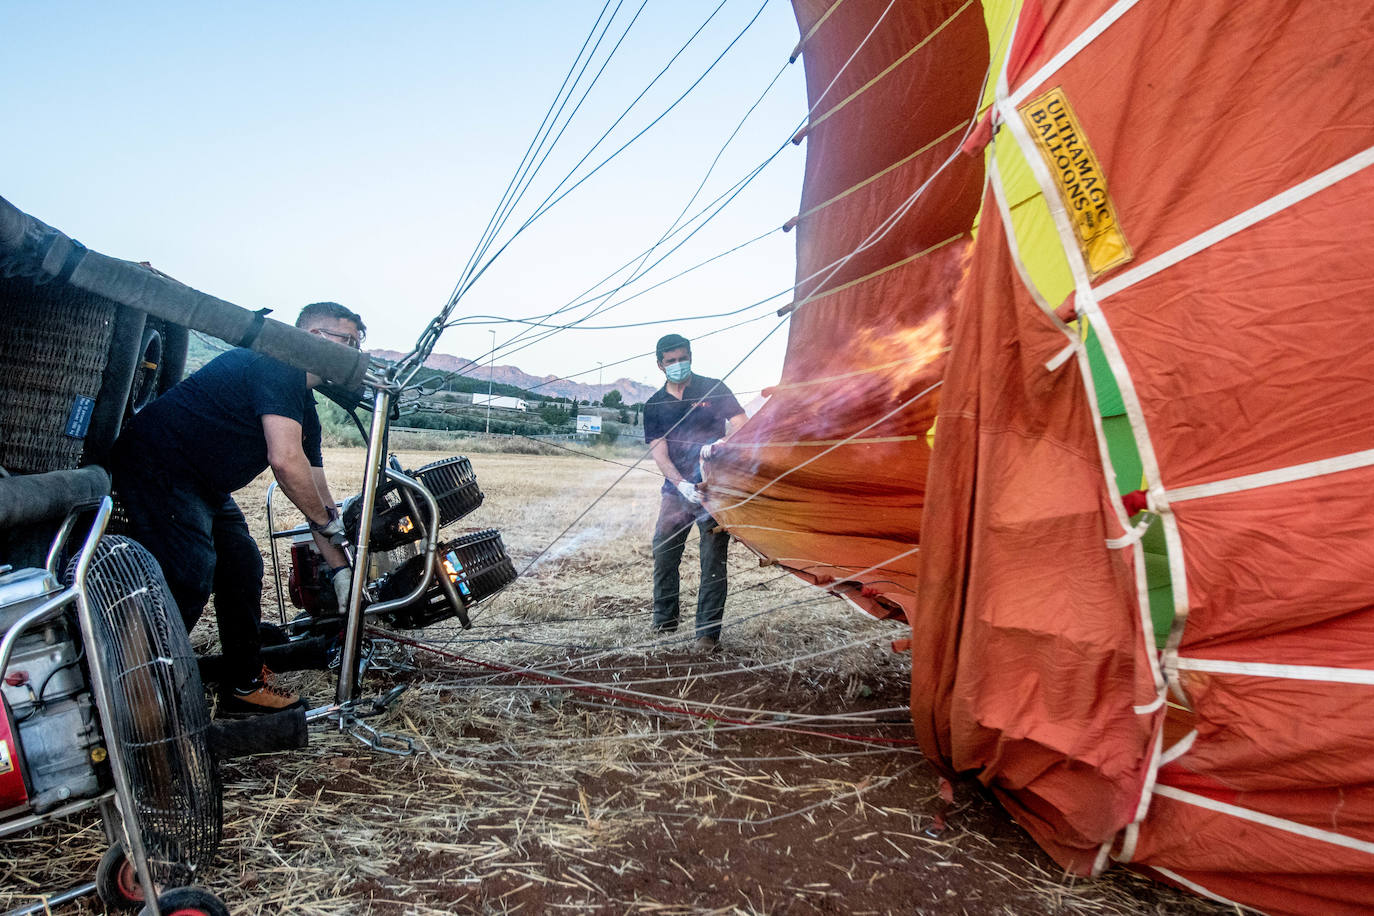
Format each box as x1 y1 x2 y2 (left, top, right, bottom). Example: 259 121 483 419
528 525 608 570
522 489 654 574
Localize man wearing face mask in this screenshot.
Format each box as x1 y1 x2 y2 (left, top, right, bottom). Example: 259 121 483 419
108 301 362 715
642 333 747 651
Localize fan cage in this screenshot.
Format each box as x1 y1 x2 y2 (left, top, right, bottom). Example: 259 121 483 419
77 535 222 886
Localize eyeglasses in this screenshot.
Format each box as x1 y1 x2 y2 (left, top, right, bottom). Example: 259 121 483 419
313 327 361 349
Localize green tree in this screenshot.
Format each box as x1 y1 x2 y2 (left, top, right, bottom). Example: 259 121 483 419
603 389 623 408
539 404 570 429
315 393 364 446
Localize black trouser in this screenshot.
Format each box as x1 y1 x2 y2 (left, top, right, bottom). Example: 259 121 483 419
109 459 265 688
651 488 729 640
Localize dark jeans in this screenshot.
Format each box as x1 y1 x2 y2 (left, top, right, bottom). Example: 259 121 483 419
652 488 729 640
110 459 265 688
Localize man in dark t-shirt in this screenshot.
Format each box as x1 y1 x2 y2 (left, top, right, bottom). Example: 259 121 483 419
642 333 746 651
108 302 364 714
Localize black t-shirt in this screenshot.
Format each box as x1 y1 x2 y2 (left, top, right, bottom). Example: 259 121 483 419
113 348 323 497
643 374 744 487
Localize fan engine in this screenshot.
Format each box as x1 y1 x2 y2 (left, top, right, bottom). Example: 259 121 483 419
1 535 221 887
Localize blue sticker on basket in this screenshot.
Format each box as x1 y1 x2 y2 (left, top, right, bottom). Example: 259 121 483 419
64 395 95 438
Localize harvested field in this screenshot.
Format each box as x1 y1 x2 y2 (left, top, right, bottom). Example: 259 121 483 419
1 447 1233 915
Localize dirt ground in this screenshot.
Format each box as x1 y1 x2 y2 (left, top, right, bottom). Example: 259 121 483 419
1 447 1236 915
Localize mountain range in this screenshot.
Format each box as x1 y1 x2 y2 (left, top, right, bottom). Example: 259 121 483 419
368 349 658 404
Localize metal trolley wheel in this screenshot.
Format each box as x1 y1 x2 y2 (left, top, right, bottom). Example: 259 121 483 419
138 887 231 916
97 844 232 915
96 840 146 910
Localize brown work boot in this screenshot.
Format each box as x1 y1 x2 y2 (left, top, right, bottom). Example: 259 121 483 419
220 666 304 716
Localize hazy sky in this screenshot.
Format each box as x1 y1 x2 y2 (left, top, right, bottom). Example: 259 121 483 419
2 1 809 398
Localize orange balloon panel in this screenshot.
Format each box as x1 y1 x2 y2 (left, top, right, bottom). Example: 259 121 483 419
720 1 1374 911
908 194 1157 869
1171 671 1374 794
1104 169 1374 490
1009 0 1374 271
1172 473 1374 647
708 0 985 623
1135 787 1374 916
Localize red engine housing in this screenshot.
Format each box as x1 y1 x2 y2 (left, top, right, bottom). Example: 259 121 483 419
0 698 29 810
287 535 333 612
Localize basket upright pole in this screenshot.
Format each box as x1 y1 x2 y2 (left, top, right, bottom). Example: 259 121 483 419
264 481 287 624
336 385 391 705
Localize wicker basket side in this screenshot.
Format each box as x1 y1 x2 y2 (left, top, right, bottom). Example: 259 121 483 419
0 277 117 474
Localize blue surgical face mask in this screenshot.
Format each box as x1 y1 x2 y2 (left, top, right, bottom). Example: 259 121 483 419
664 360 691 383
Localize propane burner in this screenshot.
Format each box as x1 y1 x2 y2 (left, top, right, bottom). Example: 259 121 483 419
375 529 516 629
342 456 483 551
286 456 514 631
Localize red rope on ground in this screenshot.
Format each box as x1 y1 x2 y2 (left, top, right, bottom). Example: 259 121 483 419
376 629 921 746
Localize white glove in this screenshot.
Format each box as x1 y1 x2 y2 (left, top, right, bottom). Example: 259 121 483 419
312 515 348 548
699 438 725 463
675 480 702 505
331 566 353 611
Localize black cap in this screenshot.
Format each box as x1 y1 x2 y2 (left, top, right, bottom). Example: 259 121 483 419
655 333 690 362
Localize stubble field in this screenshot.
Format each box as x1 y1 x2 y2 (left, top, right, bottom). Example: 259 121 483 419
1 444 1232 915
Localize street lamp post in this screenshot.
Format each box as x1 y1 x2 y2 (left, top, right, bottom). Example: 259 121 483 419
486 329 495 435
597 361 603 404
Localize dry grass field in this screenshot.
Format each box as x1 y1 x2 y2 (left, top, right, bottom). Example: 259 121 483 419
1 443 1232 915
